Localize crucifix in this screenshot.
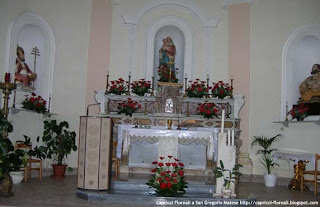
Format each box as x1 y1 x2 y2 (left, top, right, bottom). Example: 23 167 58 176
31 46 40 74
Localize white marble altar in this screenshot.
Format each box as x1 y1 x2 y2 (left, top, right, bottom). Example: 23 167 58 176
117 125 219 170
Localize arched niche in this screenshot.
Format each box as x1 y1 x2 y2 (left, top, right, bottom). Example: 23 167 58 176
122 0 219 83
281 25 320 121
153 24 185 85
6 12 55 111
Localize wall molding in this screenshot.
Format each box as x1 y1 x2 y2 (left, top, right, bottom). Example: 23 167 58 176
224 0 255 10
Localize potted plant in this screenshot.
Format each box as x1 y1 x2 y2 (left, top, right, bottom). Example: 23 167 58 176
146 156 188 197
108 78 128 95
186 79 209 98
197 102 219 119
7 149 27 184
213 160 243 198
250 134 282 187
41 120 77 179
21 93 47 114
117 98 141 117
212 81 233 99
131 79 151 96
0 113 14 196
288 104 308 121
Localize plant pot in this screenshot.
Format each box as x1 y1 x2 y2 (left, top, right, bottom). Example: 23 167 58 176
9 171 24 184
221 189 232 198
51 164 67 179
264 173 277 187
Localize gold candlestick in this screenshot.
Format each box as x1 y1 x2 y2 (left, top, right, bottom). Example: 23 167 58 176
144 99 148 115
127 74 131 95
230 76 234 99
0 82 16 118
105 74 110 94
12 90 16 108
167 119 173 130
151 76 155 96
206 77 210 98
184 77 188 97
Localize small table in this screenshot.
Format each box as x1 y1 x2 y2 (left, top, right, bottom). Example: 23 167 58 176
273 150 315 190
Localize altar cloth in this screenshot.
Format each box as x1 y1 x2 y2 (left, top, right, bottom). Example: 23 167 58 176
117 125 218 161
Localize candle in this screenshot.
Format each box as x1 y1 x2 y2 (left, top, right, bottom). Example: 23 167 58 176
107 70 109 75
5 73 10 83
129 71 131 76
231 74 233 79
231 130 235 145
185 73 187 78
221 110 225 133
228 130 231 145
207 74 209 79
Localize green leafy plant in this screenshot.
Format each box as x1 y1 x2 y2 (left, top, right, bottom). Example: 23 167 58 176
41 120 77 165
7 149 27 171
213 160 243 190
250 134 282 174
0 113 14 177
146 156 188 197
20 135 46 160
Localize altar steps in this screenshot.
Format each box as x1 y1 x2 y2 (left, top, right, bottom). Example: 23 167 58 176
77 174 255 206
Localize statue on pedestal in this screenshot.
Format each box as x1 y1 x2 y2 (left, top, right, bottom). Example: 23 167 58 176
158 37 178 83
299 64 320 102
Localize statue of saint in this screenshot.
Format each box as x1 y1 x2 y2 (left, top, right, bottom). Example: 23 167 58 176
299 64 320 102
159 37 176 71
15 45 37 86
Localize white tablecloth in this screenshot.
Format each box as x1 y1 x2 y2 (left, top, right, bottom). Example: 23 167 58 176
273 150 315 165
116 125 218 161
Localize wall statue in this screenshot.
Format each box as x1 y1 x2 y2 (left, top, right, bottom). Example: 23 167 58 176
299 64 320 102
15 45 37 87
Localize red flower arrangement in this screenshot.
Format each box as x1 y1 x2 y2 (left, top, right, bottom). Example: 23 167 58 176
158 65 179 83
22 93 47 114
289 104 308 121
146 156 188 197
109 78 127 95
117 98 141 117
187 79 210 98
212 81 232 99
197 102 219 119
131 79 151 96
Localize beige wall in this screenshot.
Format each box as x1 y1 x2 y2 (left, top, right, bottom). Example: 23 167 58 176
250 0 320 177
0 0 92 167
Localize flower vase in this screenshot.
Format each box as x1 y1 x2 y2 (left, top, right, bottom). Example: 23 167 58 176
296 117 304 121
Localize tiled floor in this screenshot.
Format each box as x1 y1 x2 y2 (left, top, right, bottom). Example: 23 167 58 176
0 175 319 207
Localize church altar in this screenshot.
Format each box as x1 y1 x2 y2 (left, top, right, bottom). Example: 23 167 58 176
93 83 244 176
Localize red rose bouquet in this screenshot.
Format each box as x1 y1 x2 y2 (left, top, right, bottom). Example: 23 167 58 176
289 104 308 121
187 79 210 98
131 79 151 96
158 65 179 83
212 81 232 99
117 98 141 117
197 102 219 119
109 78 127 95
146 156 188 197
22 93 47 114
